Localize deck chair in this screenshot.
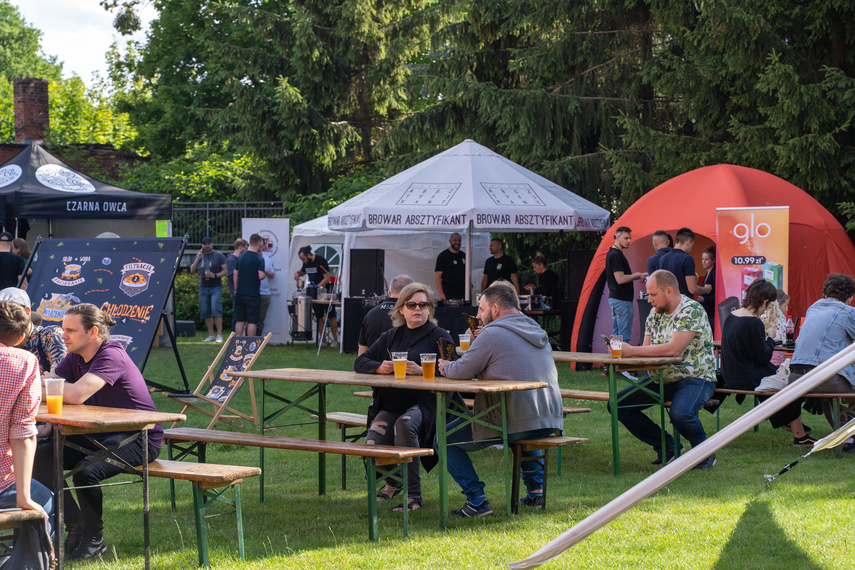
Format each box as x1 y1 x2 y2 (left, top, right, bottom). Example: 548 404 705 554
163 332 272 429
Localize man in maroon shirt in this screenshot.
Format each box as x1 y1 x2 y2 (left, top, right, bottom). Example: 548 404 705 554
34 303 163 561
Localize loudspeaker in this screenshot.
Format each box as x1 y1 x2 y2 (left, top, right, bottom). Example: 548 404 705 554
342 297 371 353
559 300 578 351
349 249 385 297
565 249 596 301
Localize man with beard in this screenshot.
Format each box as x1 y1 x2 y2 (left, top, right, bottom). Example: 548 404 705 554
435 233 467 303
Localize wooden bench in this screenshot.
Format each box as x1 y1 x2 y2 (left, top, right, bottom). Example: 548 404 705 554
163 427 434 541
560 389 610 402
134 460 260 568
310 412 368 490
510 436 589 514
0 508 48 560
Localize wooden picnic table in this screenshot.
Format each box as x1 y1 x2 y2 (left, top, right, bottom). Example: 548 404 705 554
37 404 185 570
229 367 546 527
553 352 683 475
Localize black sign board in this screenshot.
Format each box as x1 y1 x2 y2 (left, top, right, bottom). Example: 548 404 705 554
27 238 184 371
203 336 266 403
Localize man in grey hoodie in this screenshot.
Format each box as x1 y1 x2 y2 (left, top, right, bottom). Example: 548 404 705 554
438 281 564 517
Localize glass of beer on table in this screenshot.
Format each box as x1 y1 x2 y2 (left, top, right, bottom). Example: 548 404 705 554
420 353 436 381
459 333 471 351
392 352 408 379
609 335 623 358
45 378 64 415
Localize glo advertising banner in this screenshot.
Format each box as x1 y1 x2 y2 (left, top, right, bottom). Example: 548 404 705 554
242 218 290 345
716 207 789 334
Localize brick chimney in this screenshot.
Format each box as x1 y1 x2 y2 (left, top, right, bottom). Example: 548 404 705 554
13 77 49 143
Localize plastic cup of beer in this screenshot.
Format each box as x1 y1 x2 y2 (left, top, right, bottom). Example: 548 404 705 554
420 353 436 381
392 352 408 379
609 335 623 358
45 378 64 415
459 333 471 351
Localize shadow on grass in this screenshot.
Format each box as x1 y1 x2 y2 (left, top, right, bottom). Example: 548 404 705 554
712 499 823 570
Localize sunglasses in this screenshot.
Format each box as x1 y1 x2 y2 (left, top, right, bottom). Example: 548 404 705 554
404 301 431 310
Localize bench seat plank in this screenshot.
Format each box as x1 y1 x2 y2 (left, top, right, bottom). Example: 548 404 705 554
560 389 609 401
138 460 261 485
0 509 46 531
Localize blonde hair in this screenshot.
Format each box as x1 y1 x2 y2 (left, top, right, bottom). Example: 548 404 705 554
390 283 437 328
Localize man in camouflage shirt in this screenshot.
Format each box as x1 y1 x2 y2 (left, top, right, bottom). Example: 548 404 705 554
609 269 717 469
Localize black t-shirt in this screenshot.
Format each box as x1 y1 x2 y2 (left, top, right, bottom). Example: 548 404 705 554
0 252 26 289
605 247 634 301
483 254 517 287
301 254 330 286
235 251 264 296
358 298 396 348
435 249 466 299
534 268 562 301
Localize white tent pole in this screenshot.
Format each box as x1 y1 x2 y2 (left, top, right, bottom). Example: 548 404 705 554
509 341 855 569
465 220 472 303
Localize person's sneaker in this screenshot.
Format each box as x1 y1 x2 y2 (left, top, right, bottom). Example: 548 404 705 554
651 446 685 465
793 434 817 446
842 439 855 453
693 455 716 470
202 336 216 342
215 335 224 343
519 493 544 508
452 499 493 517
70 535 107 561
64 524 84 556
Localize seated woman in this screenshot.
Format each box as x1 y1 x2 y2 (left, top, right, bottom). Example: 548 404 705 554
720 279 815 446
354 282 457 512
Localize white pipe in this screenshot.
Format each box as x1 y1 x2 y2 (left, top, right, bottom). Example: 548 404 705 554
510 341 855 569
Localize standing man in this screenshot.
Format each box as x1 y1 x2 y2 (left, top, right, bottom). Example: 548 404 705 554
606 226 647 343
435 233 466 303
0 231 26 290
482 239 519 293
189 236 227 343
659 227 711 298
357 274 415 354
0 301 54 535
646 230 672 274
611 270 717 468
257 254 276 336
35 304 164 560
233 234 266 337
226 238 248 333
437 283 564 516
294 245 339 344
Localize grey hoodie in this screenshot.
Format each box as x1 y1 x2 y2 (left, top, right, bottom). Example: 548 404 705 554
442 312 564 440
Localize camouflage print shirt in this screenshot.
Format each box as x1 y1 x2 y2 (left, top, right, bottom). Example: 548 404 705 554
645 295 716 383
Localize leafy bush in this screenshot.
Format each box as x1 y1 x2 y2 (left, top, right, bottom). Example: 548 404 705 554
172 271 232 330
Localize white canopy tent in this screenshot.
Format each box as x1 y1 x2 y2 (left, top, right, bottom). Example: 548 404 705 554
327 139 610 300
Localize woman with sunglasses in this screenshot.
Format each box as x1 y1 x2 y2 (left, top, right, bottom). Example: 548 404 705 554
354 282 458 512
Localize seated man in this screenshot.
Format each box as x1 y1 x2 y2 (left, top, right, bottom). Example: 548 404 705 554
437 281 564 516
610 270 717 468
0 301 54 532
34 304 164 561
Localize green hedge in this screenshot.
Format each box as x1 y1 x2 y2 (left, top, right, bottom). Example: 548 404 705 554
173 272 233 330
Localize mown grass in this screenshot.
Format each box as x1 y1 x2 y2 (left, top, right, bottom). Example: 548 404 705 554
79 335 854 569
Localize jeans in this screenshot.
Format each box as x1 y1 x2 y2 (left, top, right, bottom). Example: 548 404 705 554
32 432 160 537
367 406 424 498
609 376 715 452
437 416 557 502
0 480 55 535
608 298 634 343
199 286 223 320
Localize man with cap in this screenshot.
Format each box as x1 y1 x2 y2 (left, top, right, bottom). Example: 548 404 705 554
0 287 66 376
189 237 227 342
0 232 26 290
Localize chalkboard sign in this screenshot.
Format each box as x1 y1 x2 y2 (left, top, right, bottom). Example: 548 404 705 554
27 238 185 369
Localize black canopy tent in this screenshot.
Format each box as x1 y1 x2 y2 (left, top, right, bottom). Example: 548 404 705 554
0 142 172 236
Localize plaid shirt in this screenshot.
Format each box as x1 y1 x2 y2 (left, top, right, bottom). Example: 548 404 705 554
0 343 41 493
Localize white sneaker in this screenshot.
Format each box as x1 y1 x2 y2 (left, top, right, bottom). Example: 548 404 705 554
215 335 223 343
202 336 216 342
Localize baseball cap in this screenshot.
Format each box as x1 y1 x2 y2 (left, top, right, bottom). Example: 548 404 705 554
0 232 12 241
202 236 213 244
0 287 31 308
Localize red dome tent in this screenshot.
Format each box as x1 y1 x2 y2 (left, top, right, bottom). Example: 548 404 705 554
571 164 855 353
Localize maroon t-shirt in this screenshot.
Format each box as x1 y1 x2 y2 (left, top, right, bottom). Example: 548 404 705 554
57 340 163 451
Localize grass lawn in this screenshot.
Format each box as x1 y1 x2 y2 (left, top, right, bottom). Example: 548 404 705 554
79 335 853 569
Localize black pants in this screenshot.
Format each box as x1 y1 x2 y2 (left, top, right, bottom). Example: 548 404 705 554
32 432 160 537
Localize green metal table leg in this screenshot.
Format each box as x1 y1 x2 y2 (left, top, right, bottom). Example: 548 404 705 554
168 442 176 511
502 393 511 519
235 483 245 560
191 483 209 568
401 460 409 538
260 379 266 502
367 458 378 541
608 364 620 475
659 374 668 460
318 384 327 496
437 391 448 529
